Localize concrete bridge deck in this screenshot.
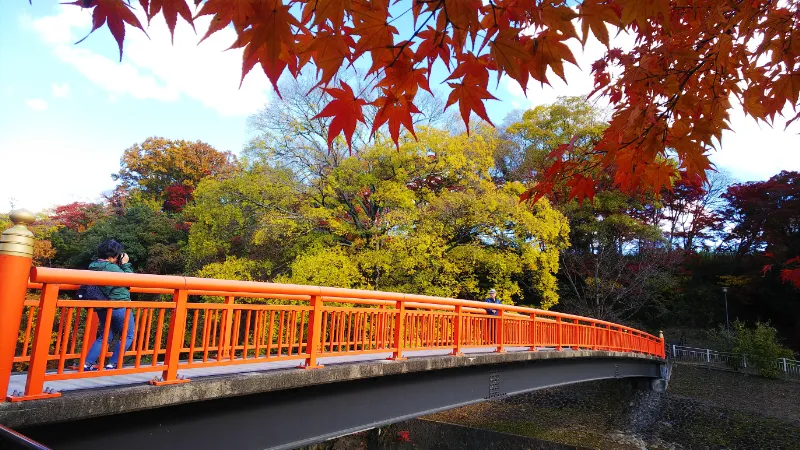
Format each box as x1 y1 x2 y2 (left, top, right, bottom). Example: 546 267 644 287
1 347 664 430
6 347 537 396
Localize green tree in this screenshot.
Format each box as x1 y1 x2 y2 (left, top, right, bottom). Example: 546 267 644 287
190 127 570 307
498 96 606 189
51 205 187 274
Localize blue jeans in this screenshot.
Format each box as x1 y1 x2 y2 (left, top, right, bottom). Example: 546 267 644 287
85 308 135 367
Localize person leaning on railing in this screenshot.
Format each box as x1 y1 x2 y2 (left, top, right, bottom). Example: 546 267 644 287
83 239 136 371
484 288 501 316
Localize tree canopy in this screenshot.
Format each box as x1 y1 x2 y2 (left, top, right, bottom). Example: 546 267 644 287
45 0 800 201
7 93 800 349
189 127 571 306
112 137 237 212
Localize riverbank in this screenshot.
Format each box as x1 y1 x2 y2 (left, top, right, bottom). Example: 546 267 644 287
314 364 800 449
428 364 800 449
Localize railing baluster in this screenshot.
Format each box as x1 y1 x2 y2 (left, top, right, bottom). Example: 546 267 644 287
97 308 113 370
220 295 235 359
57 307 74 374
452 305 463 356
78 307 95 373
113 307 131 370
496 310 505 353
556 316 563 351
528 313 537 351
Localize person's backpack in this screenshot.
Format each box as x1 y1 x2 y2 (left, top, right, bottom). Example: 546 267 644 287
76 284 109 301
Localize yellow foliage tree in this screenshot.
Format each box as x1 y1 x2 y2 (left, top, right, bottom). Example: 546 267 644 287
190 127 570 308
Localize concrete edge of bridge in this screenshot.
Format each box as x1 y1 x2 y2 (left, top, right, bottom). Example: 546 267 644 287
0 350 664 429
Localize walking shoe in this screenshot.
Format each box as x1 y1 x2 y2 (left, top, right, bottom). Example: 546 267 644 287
83 364 98 371
104 364 117 370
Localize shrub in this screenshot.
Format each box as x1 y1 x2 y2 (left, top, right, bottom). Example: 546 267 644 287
731 321 795 378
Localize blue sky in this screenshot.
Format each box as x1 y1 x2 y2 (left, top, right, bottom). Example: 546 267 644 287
2 2 799 213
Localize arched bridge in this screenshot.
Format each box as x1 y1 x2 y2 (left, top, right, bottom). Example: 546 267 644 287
0 212 666 450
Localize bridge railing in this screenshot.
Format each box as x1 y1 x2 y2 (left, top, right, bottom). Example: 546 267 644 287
4 267 664 402
668 344 800 379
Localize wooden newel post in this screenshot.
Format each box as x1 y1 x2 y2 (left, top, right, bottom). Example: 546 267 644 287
0 210 36 402
301 295 324 369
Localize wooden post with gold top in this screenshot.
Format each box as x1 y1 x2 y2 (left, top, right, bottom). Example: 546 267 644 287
0 209 35 402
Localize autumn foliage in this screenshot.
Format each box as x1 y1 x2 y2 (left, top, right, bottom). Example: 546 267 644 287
51 0 800 202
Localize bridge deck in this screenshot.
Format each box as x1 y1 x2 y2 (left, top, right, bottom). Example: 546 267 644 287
7 346 541 396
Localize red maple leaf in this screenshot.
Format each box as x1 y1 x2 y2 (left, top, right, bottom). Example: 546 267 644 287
312 81 368 151
140 0 194 40
70 0 147 61
445 82 496 134
195 0 257 42
566 174 596 205
371 90 421 146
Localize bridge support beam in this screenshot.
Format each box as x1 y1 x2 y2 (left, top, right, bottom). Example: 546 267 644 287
17 357 664 450
0 210 35 403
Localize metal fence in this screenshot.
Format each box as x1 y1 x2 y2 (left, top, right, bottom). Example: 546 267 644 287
668 344 800 379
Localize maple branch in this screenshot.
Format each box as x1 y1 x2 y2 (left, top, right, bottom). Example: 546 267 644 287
387 1 442 69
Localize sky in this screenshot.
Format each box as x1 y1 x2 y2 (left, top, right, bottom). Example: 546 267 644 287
1 2 799 213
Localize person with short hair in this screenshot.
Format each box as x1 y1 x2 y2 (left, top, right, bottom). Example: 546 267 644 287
84 239 136 371
484 288 501 316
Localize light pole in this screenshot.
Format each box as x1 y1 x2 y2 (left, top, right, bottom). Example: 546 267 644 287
722 286 730 332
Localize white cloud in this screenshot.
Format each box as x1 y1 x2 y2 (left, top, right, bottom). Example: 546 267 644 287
28 5 271 116
26 98 48 111
503 27 635 113
0 136 117 213
714 109 800 182
52 83 70 98
503 27 800 183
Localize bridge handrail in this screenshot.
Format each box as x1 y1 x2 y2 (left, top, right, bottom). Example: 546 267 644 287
668 344 800 378
5 267 664 402
28 268 658 335
25 282 492 315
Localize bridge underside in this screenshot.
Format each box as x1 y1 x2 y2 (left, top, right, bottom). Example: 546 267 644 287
13 355 663 450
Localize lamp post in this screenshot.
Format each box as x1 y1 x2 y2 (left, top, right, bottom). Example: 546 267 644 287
722 286 730 332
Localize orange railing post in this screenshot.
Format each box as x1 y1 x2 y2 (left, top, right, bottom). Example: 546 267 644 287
528 313 537 351
0 210 36 403
389 300 407 360
556 316 562 351
220 295 235 359
152 288 190 386
301 295 324 369
495 309 505 353
451 305 463 356
14 283 62 401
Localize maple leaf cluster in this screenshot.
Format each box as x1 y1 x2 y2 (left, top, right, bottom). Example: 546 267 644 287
162 183 195 212
57 0 800 201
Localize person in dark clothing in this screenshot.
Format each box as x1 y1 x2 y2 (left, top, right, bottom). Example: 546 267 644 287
84 239 136 371
484 288 501 316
